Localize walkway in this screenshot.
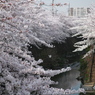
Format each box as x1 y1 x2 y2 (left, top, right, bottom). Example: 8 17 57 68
82 82 95 93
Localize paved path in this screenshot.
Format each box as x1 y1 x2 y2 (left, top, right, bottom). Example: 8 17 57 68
82 82 95 92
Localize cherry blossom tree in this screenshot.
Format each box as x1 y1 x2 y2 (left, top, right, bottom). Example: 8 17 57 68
0 0 85 95
72 6 95 58
72 5 95 82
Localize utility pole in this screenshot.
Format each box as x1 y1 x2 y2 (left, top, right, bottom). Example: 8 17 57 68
52 0 54 16
40 0 42 7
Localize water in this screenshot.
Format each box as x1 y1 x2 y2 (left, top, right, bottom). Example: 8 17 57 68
51 68 82 95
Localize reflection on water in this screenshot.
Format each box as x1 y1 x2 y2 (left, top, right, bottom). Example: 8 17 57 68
51 69 81 95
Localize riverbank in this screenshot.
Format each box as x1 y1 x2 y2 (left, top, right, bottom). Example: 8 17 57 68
80 56 95 94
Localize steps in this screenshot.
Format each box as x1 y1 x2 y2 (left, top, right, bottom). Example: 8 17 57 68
82 82 95 91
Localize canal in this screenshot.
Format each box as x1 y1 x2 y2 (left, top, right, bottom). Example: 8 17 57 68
51 62 95 95
51 66 81 95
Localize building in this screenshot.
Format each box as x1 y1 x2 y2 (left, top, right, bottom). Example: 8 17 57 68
68 7 90 17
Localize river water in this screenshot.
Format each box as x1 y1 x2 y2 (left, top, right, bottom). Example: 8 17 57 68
51 67 82 95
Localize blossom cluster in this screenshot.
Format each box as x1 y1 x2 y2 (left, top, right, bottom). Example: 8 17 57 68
72 6 95 57
0 0 85 95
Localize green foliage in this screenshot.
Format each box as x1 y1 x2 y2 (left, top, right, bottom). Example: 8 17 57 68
80 59 87 71
85 73 89 82
79 58 90 82
85 46 90 52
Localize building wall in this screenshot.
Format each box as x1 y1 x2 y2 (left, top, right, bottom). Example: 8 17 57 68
68 7 90 17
